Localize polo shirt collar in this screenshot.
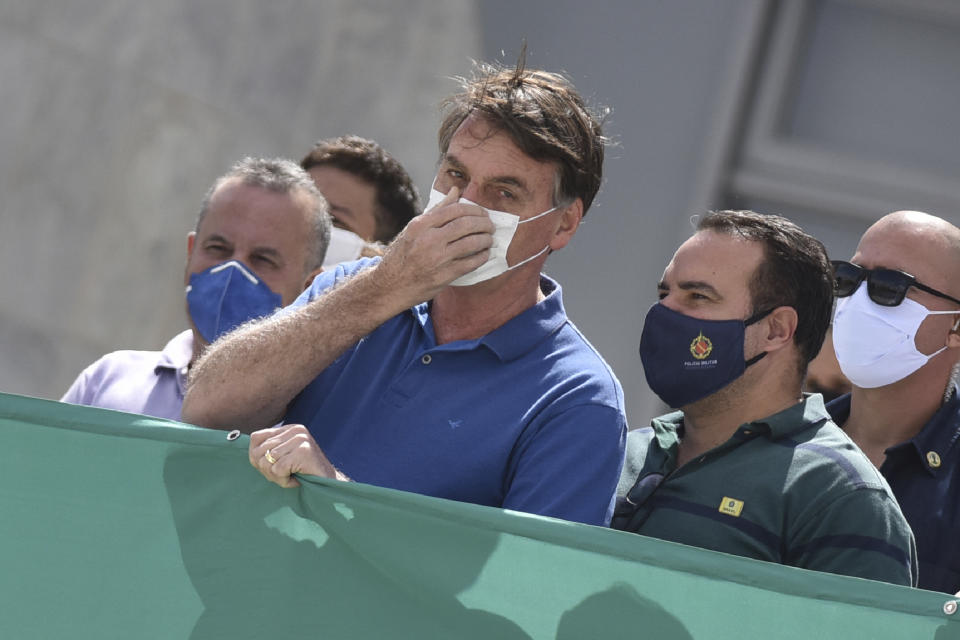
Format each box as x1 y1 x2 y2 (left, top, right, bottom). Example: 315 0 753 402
911 388 960 473
828 388 960 477
410 275 568 362
155 330 194 374
651 411 684 454
758 393 830 438
892 387 960 478
653 396 826 442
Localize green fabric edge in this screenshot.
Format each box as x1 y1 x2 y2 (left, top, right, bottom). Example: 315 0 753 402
5 392 958 627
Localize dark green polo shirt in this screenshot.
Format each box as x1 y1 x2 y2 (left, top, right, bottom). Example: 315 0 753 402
612 395 918 586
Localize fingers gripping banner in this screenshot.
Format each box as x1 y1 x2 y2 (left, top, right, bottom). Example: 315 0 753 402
1 393 958 639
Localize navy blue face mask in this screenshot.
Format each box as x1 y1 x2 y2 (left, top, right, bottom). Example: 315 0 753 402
638 303 772 409
186 260 282 343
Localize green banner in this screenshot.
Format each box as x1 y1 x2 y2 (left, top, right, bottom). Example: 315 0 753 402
1 392 958 639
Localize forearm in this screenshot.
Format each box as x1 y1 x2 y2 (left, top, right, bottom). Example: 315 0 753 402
182 266 410 431
183 196 493 431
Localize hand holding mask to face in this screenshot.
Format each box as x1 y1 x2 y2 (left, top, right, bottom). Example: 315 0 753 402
424 186 559 287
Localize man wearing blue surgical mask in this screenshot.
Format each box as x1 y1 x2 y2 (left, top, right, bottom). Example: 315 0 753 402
612 210 916 587
61 157 331 420
826 210 960 594
182 58 628 527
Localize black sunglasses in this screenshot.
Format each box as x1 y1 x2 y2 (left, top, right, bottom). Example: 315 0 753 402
832 260 960 307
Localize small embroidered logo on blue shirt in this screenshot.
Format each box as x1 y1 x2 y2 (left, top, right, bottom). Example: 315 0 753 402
448 419 463 429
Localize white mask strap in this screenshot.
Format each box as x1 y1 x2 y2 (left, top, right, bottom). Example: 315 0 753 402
506 244 550 271
517 206 559 224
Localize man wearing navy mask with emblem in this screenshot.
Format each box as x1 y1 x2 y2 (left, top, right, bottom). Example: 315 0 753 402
827 210 960 594
61 157 331 420
612 210 917 586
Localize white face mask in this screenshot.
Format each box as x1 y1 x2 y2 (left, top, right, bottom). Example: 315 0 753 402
322 226 366 270
833 283 960 388
424 187 558 287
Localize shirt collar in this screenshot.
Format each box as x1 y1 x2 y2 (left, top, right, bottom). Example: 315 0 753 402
828 389 960 477
912 388 960 463
155 330 195 373
410 275 568 362
751 393 832 439
651 411 684 452
657 395 828 441
824 392 851 425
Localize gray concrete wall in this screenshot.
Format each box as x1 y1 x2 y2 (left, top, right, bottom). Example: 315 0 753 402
0 0 794 428
0 1 480 400
7 1 955 432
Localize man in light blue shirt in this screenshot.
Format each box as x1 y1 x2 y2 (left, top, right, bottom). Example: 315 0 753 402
61 157 331 419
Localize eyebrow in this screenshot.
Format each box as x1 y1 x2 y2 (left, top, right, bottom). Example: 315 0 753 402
658 280 722 298
202 233 232 246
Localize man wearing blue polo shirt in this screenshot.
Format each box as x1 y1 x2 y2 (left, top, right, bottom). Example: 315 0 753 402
182 60 627 527
827 210 960 593
613 210 917 586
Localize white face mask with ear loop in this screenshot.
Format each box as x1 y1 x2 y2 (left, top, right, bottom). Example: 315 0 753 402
424 186 559 287
321 226 367 270
832 282 960 388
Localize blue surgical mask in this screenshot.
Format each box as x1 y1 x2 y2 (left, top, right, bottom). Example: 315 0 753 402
638 303 771 408
186 260 282 343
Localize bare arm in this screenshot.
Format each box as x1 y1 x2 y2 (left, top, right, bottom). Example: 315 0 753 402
181 188 491 431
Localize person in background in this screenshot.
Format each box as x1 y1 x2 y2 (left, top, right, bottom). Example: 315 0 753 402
613 210 916 587
301 135 420 268
827 210 960 593
803 326 851 403
182 58 627 526
61 157 331 420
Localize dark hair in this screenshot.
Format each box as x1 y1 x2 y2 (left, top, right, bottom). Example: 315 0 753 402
301 135 420 243
697 210 833 374
437 56 607 214
197 157 331 272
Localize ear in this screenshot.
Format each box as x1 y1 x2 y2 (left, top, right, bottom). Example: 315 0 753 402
184 231 197 286
302 266 324 292
548 199 583 251
761 306 798 353
947 314 960 349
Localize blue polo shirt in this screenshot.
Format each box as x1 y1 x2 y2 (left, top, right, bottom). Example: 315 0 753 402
283 258 628 526
827 390 960 593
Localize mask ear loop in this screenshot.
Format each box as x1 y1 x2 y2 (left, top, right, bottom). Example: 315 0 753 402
504 205 563 271
742 307 777 369
516 206 558 225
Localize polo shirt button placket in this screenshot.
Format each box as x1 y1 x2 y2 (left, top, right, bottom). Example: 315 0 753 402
421 354 432 365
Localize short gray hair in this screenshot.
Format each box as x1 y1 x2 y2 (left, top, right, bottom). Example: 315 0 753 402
196 157 332 272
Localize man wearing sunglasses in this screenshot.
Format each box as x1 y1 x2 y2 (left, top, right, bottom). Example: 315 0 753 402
827 210 960 594
612 210 916 586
